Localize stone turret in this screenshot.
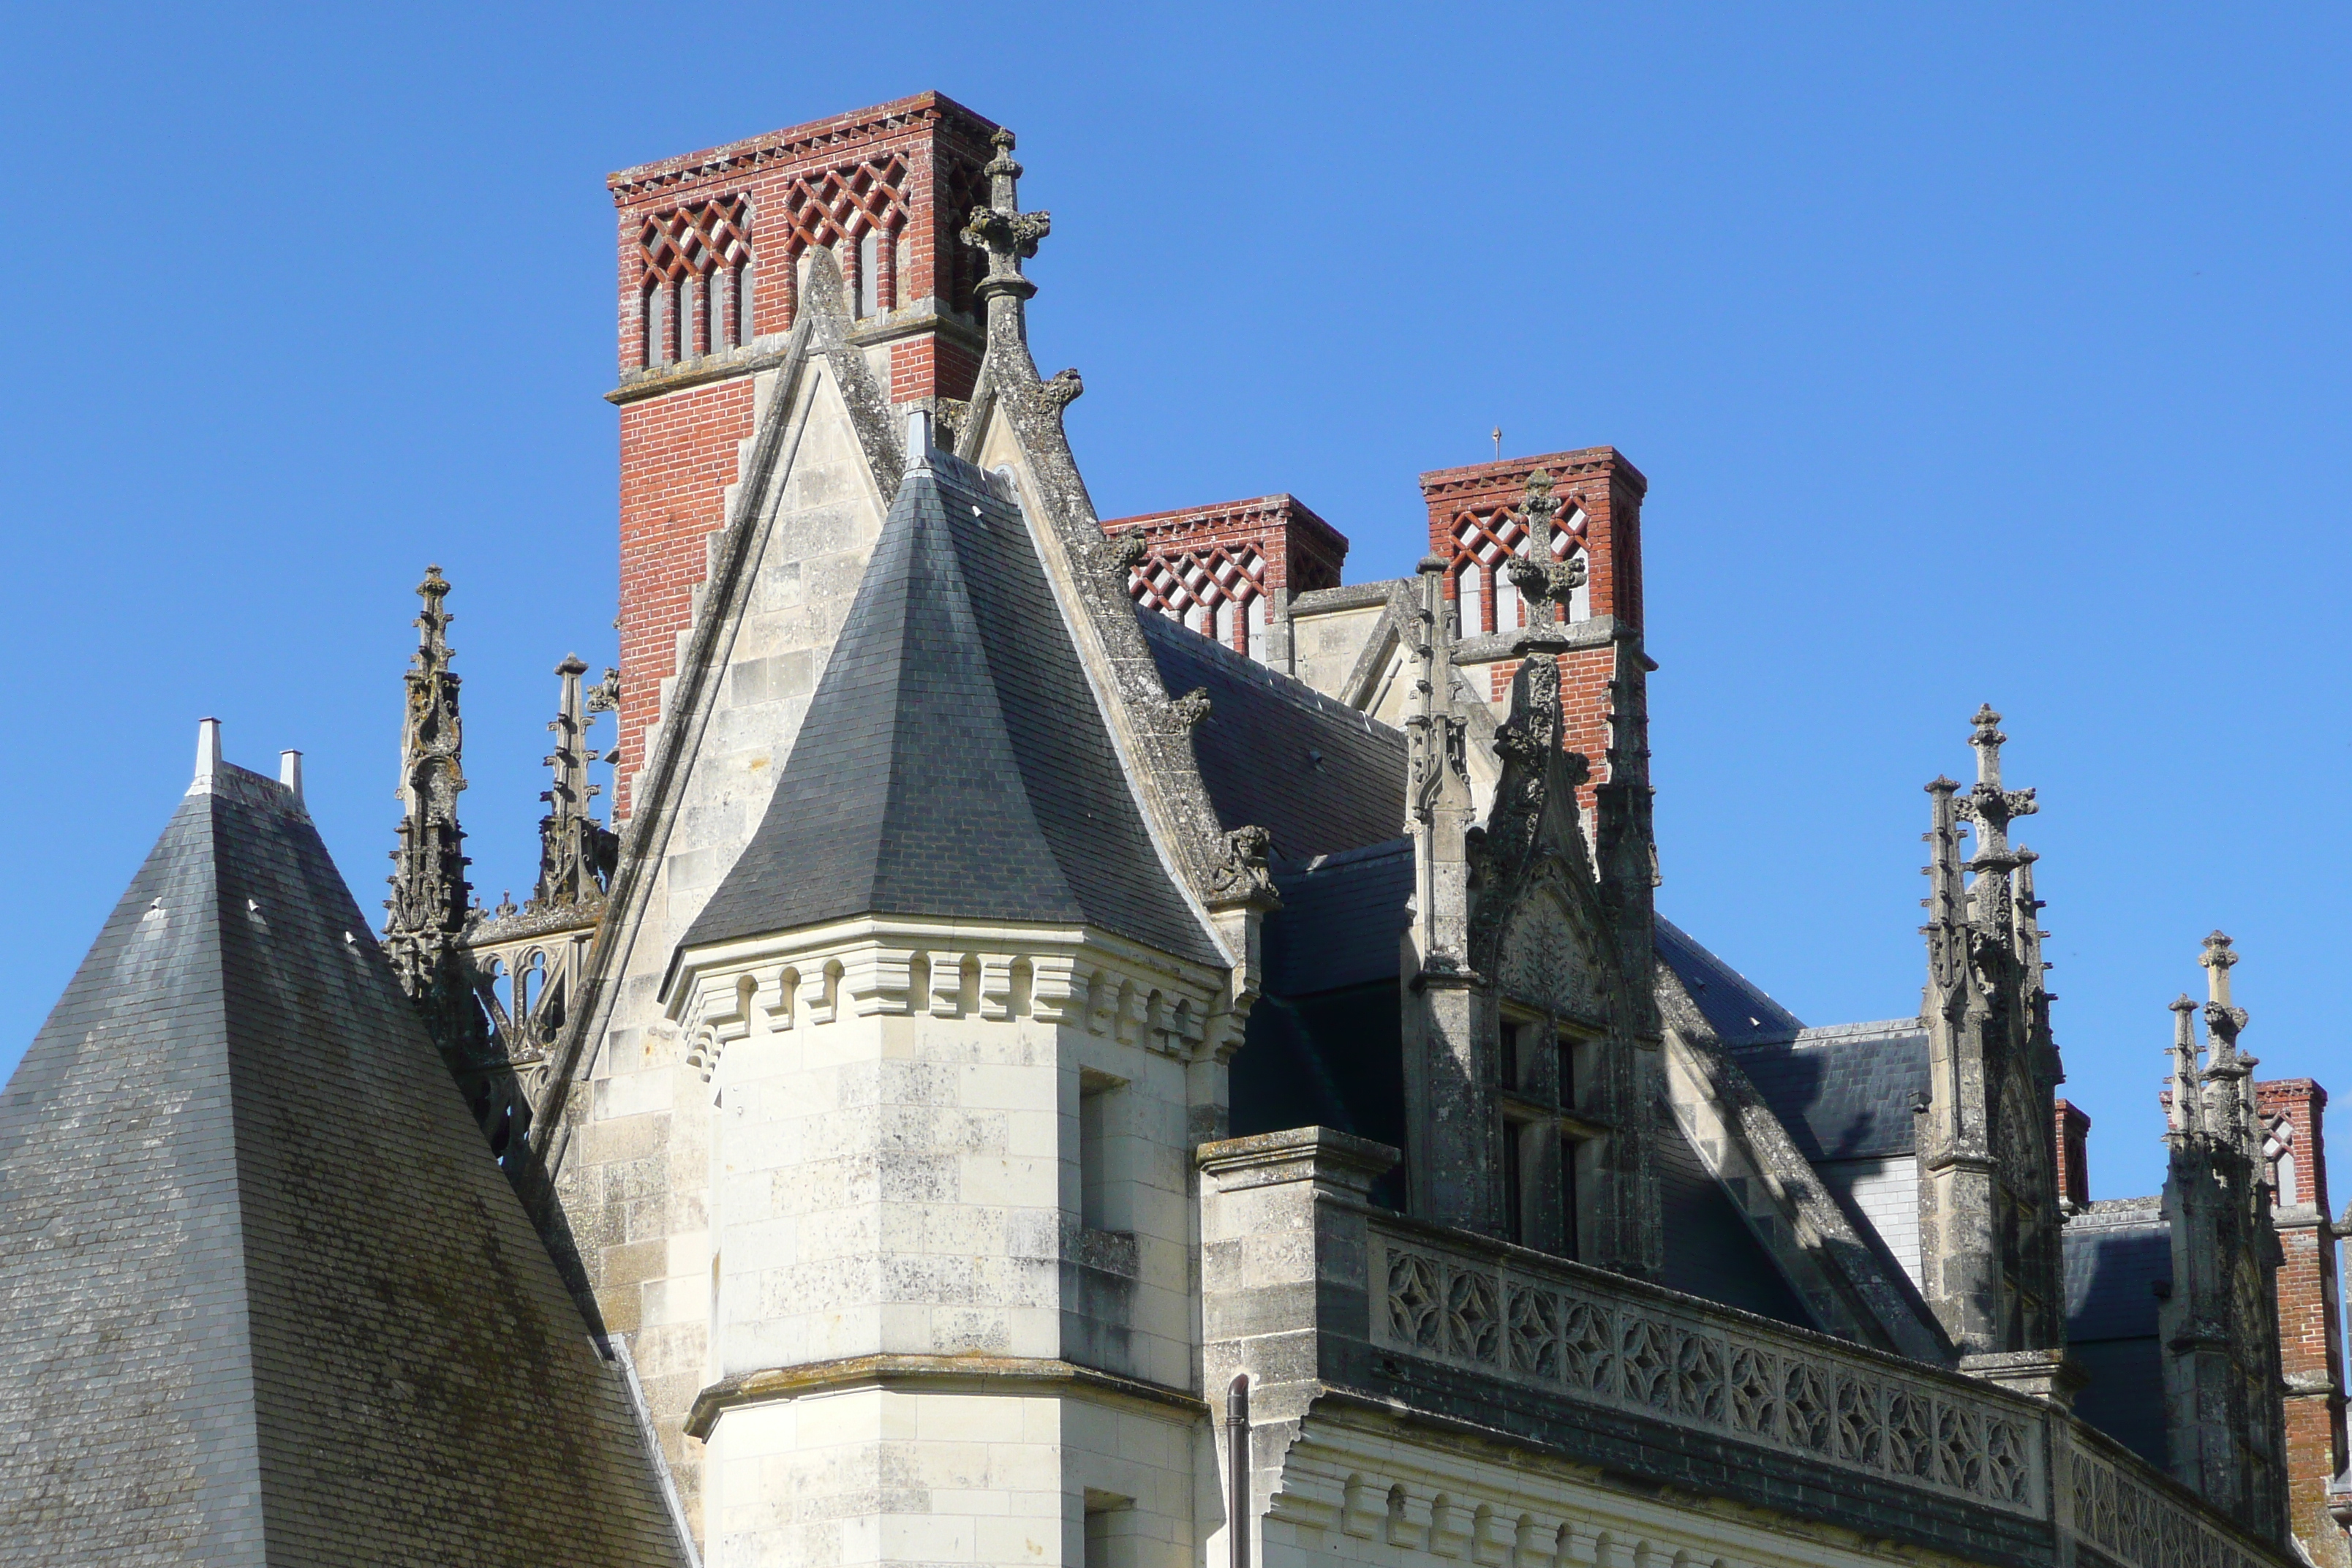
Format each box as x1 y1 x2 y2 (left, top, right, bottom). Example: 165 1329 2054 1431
1916 706 2073 1394
2161 933 2291 1542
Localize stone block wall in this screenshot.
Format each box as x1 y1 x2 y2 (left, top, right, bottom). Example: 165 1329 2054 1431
702 1385 1198 1568
655 919 1234 1564
561 353 894 1532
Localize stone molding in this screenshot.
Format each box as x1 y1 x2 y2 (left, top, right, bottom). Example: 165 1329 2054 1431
1199 1126 2302 1568
607 90 998 200
666 915 1236 1085
683 1352 1207 1440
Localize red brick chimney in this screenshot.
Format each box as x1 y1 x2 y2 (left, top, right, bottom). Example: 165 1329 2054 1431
2255 1079 2351 1562
1421 446 1649 821
2054 1099 2092 1209
1104 494 1348 666
605 91 998 817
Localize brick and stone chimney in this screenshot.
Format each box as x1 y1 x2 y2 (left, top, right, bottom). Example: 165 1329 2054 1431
1422 446 1650 823
2055 1099 2092 1210
2255 1079 2351 1564
605 91 998 817
1105 494 1348 668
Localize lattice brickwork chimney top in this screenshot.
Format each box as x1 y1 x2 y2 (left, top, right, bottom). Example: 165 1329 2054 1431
1104 494 1349 666
1420 446 1649 820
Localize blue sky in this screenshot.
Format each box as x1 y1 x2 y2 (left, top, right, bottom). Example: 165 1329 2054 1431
2 3 2346 1202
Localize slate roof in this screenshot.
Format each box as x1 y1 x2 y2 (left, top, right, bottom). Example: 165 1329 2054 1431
0 761 686 1566
1728 1019 1931 1164
2063 1199 2172 1470
1654 916 1806 1047
1137 609 1406 862
686 452 1218 967
1655 1098 1817 1330
1262 837 1413 997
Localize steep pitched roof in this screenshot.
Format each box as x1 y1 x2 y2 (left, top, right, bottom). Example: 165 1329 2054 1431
1137 610 1406 862
685 450 1219 966
2063 1198 2172 1469
0 760 686 1566
1654 916 1806 1047
1730 1019 1932 1164
1262 837 1413 997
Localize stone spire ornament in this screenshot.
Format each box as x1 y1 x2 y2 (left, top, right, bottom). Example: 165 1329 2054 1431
1503 468 1586 635
2160 932 2291 1539
960 128 1051 347
383 565 486 1060
1914 704 2070 1394
529 654 617 912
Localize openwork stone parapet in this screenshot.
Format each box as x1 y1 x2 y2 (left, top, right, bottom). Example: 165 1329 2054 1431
1199 1127 2299 1568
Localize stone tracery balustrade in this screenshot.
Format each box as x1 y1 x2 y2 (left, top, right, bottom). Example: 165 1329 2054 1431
1198 1128 2293 1568
1365 1221 2275 1568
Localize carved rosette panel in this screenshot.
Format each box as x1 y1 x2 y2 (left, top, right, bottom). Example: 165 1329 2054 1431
1370 1229 2043 1517
2068 1447 2266 1568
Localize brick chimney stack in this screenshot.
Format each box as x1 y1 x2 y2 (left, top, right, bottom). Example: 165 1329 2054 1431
1107 495 1349 668
1422 446 1649 823
2255 1079 2351 1564
604 91 999 817
2054 1100 2092 1210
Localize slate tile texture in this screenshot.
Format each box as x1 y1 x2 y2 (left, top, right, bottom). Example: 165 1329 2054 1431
1137 608 1406 863
0 764 687 1566
686 451 1218 966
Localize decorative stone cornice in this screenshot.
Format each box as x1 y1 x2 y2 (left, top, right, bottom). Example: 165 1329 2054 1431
664 914 1238 1085
607 90 1000 203
684 1353 1206 1440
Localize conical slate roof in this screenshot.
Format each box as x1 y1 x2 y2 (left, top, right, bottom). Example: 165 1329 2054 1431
0 750 687 1566
684 448 1220 965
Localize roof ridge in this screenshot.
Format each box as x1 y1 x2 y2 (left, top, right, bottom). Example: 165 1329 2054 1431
1788 1017 1930 1044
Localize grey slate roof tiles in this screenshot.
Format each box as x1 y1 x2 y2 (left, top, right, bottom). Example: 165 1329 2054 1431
1729 1019 1932 1164
0 763 687 1567
685 452 1219 967
1262 837 1413 998
1136 608 1407 862
2063 1199 2172 1470
1654 916 1806 1047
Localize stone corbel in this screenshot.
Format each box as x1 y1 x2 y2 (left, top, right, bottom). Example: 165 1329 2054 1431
1028 952 1086 1027
841 947 917 1017
977 952 1019 1020
924 950 965 1017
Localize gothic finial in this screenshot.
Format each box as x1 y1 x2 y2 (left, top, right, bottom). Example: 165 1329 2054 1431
383 565 483 1058
530 650 617 912
1502 468 1586 631
1953 703 2036 865
960 126 1052 344
2200 930 2239 1008
2168 993 2203 1133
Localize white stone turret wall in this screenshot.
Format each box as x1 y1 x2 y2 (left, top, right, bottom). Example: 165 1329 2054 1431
671 921 1226 1568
